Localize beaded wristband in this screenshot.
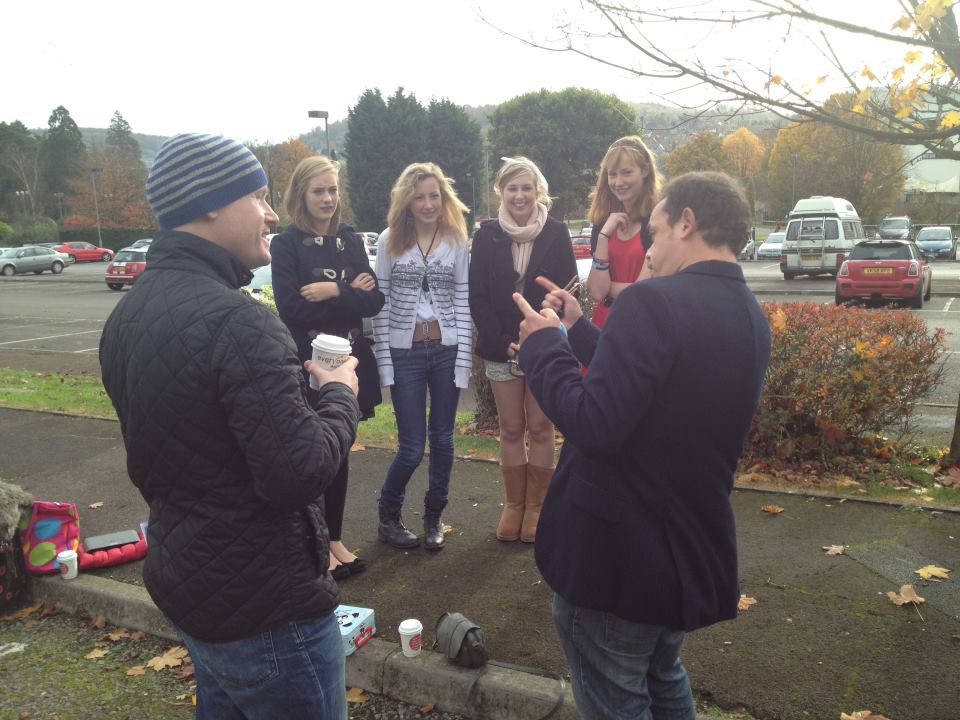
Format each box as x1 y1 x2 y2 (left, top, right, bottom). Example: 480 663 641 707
592 258 610 271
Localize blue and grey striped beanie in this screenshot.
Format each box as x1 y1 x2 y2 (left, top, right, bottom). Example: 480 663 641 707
146 133 268 230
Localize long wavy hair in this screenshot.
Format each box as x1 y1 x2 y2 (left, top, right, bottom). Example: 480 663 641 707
587 136 661 226
284 155 343 236
385 162 469 257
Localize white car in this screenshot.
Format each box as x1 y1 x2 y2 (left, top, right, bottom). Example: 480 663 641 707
757 232 785 260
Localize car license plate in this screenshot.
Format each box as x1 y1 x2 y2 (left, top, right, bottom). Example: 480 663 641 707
801 255 821 263
863 267 892 275
113 264 125 272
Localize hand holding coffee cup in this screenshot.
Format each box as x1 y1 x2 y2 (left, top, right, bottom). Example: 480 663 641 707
305 334 357 393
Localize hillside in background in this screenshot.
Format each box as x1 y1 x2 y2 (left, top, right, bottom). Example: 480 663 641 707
70 100 782 165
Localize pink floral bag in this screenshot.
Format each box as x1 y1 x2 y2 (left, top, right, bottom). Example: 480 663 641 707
18 501 80 575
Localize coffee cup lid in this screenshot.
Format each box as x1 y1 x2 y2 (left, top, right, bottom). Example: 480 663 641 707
311 333 351 354
398 619 422 633
57 549 77 560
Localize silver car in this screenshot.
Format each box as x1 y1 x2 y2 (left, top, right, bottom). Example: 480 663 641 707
0 246 70 276
757 231 786 260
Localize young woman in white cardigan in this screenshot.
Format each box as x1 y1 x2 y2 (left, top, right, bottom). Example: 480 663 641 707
373 162 472 551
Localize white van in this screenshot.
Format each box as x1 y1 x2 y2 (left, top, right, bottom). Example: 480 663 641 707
781 197 866 279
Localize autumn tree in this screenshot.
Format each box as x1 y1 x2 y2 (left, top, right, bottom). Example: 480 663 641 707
723 127 765 177
665 132 730 177
766 94 905 219
250 139 313 225
511 1 960 159
488 87 636 218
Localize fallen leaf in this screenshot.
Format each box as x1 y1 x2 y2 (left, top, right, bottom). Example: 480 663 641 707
841 712 889 720
173 663 195 681
346 687 368 704
147 645 189 671
822 545 846 555
738 595 757 611
0 602 43 622
419 703 435 715
442 523 454 535
23 620 37 629
39 604 61 618
129 631 147 641
90 614 107 629
531 580 542 586
762 504 785 514
126 666 146 676
85 647 109 659
915 565 950 581
350 443 365 452
102 629 131 642
887 584 925 606
88 501 104 509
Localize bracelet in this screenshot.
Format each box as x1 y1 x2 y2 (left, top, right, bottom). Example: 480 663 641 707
591 258 610 271
598 232 609 240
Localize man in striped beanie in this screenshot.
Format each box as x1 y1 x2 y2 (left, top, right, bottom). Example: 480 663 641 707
99 133 360 719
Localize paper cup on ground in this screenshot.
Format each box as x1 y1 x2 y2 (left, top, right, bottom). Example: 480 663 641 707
398 618 423 657
57 549 78 580
309 334 352 390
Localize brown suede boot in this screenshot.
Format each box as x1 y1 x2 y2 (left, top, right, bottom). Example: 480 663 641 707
496 464 527 541
521 464 554 543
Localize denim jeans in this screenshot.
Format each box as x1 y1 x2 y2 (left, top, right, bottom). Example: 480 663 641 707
178 612 346 720
552 593 696 720
379 342 460 508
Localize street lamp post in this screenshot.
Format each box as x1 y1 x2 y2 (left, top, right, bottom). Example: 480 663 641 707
307 110 330 155
465 172 476 220
90 168 103 247
53 192 65 223
790 151 799 207
14 190 29 216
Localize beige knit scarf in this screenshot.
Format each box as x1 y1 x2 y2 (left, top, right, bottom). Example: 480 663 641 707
499 202 547 278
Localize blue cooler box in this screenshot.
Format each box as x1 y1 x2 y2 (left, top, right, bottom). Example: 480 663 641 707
335 605 376 655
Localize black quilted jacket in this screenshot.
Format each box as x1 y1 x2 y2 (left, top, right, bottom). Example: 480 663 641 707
99 231 359 643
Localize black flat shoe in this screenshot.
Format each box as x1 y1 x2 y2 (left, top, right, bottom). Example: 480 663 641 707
330 563 351 581
343 558 367 575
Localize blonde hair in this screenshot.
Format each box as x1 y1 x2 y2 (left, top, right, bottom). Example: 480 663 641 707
494 156 552 210
284 155 342 235
385 162 469 256
587 136 661 226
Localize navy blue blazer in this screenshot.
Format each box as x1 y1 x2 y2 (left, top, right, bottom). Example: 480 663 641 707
519 260 771 631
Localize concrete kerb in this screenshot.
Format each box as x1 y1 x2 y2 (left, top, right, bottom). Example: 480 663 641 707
28 574 580 720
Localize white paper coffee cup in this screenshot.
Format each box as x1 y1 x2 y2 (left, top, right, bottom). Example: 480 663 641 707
309 334 352 390
57 549 78 580
398 618 423 657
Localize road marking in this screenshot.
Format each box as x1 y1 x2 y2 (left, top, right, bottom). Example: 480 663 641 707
0 330 101 346
72 347 100 354
944 298 955 312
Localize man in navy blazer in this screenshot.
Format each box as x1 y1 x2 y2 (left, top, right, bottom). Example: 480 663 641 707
514 172 771 720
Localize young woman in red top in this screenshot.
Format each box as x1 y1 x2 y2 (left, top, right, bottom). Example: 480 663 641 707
586 136 662 328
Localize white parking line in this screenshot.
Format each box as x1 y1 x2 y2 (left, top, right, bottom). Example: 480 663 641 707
0 330 101 346
944 298 955 312
72 347 100 354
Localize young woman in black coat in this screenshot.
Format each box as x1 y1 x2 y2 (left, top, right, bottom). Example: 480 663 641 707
272 155 384 580
469 157 577 543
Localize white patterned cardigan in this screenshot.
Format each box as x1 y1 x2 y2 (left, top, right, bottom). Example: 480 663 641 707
372 229 473 389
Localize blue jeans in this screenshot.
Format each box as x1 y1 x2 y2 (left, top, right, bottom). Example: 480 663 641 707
552 593 696 720
379 342 460 508
178 613 346 720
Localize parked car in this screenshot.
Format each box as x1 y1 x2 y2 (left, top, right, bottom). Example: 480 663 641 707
53 241 115 263
570 232 592 259
129 238 153 249
0 245 70 276
835 239 931 308
739 234 758 261
757 231 786 260
914 226 956 260
357 231 379 256
876 216 912 241
104 247 149 290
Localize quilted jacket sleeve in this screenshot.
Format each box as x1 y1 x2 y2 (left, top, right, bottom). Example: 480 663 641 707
211 300 359 512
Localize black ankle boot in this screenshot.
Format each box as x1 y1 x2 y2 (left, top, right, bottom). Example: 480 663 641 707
423 500 446 551
378 504 419 548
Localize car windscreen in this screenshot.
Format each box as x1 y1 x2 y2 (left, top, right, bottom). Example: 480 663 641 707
850 244 911 261
880 219 910 230
916 229 951 241
0 248 18 258
113 251 144 262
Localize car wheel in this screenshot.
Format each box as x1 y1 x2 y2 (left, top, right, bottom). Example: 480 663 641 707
33 270 43 275
51 261 63 274
783 272 795 280
909 282 924 309
69 254 77 262
835 291 844 306
107 283 125 291
924 277 932 301
1 265 14 276
101 252 112 262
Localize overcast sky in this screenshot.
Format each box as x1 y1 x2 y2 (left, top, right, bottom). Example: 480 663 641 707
5 0 946 144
